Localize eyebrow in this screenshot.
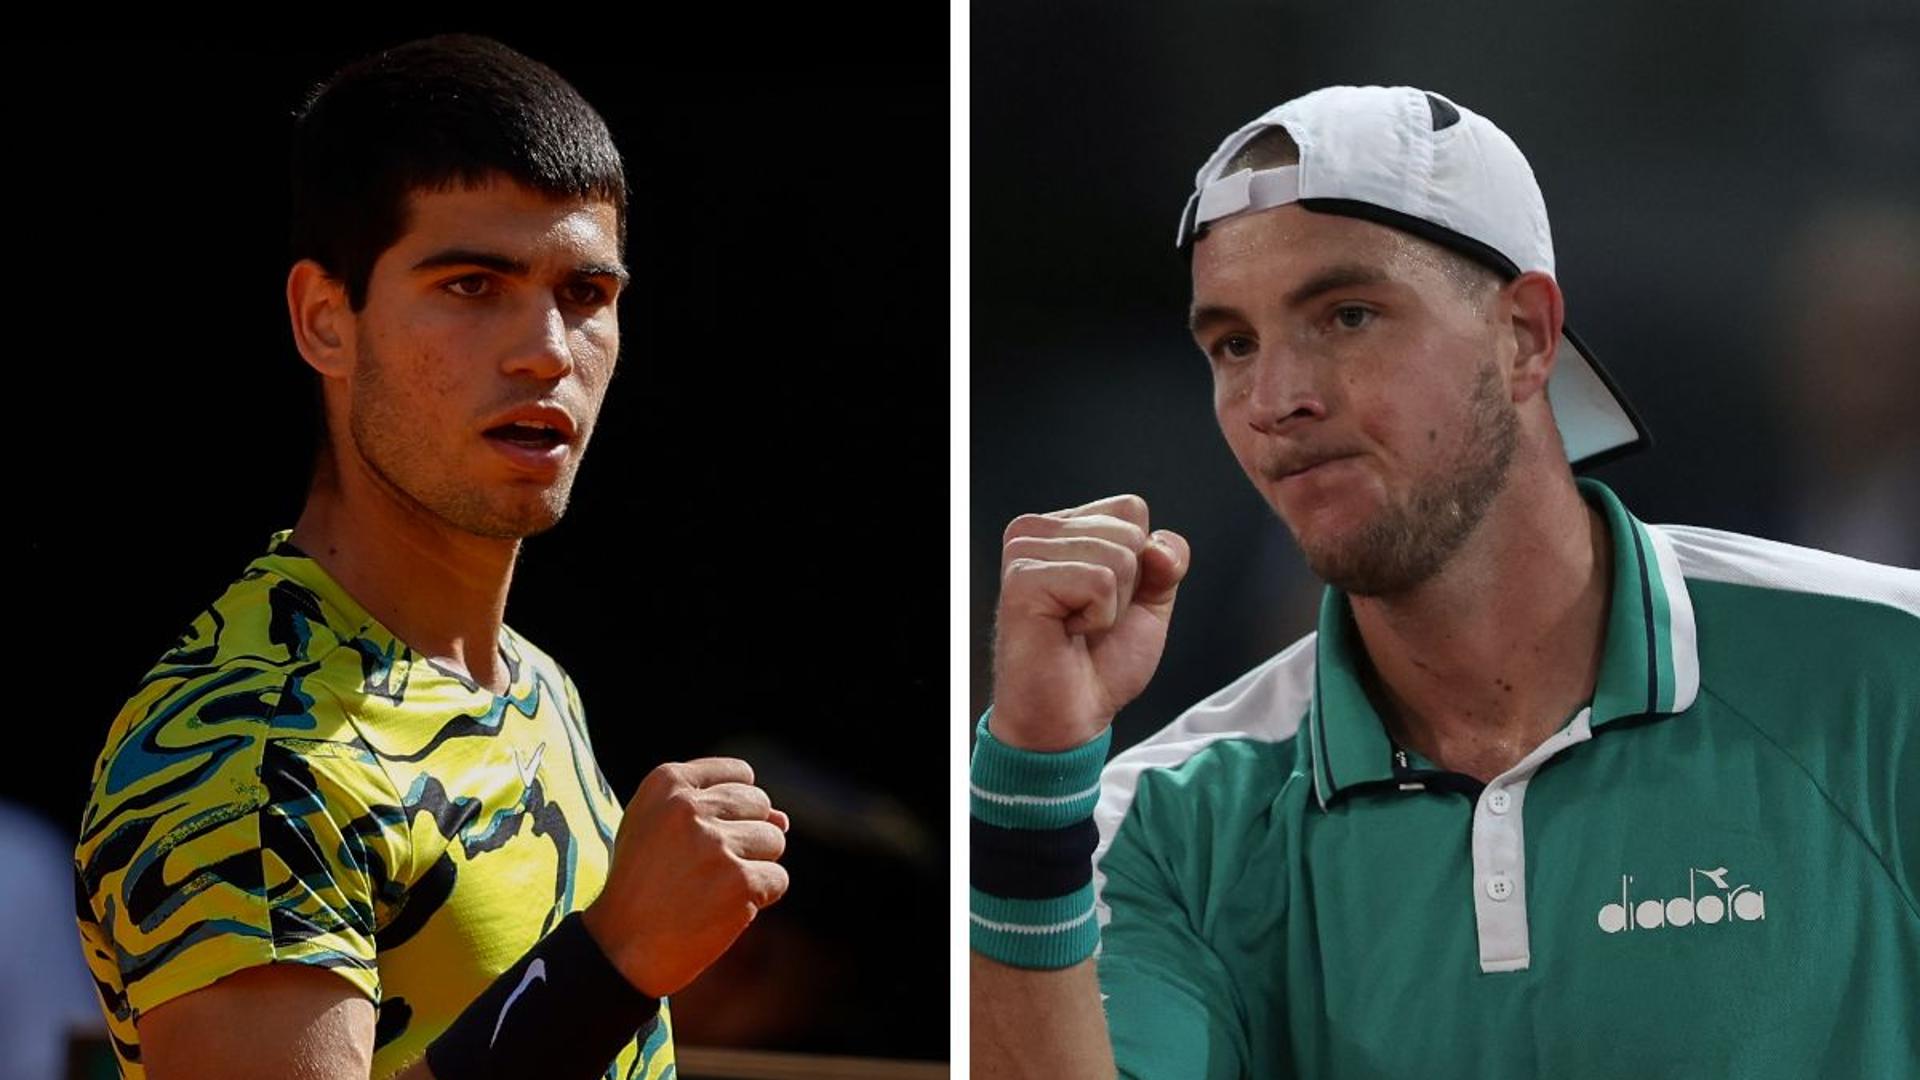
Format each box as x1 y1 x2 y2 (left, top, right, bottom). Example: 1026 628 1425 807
1186 263 1393 334
411 248 631 287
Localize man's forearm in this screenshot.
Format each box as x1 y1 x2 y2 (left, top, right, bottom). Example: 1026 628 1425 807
971 953 1117 1080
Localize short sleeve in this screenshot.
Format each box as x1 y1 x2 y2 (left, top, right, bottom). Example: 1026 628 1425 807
75 665 406 1020
1095 773 1255 1080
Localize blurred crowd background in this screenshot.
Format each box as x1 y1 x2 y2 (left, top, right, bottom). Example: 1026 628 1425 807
972 0 1920 754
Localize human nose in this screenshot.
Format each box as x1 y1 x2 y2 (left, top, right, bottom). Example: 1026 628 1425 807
1244 342 1327 436
501 298 575 381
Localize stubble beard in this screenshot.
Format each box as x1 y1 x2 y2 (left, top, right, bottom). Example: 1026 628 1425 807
1289 361 1520 598
348 341 579 541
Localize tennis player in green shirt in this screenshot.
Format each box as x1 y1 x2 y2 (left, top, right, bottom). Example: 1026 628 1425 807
971 86 1918 1078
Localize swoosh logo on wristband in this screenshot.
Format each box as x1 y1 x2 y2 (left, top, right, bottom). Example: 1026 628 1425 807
491 958 547 1047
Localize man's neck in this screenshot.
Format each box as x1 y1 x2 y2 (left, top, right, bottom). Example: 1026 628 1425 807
289 454 519 696
1349 468 1612 785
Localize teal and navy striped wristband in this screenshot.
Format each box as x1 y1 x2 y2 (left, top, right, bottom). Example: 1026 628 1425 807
969 707 1111 969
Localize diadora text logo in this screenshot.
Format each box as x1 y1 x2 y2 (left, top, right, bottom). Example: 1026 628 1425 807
1597 866 1767 934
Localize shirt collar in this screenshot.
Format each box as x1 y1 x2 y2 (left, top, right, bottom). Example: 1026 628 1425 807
250 529 528 699
1306 478 1699 810
255 529 402 661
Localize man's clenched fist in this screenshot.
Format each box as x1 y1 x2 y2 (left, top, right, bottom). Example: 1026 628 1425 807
582 758 790 998
991 494 1191 752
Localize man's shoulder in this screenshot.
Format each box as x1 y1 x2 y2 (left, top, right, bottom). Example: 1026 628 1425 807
1652 521 1919 671
134 560 366 713
150 555 367 681
1650 521 1918 764
1653 520 1919 621
1096 633 1317 836
1112 633 1317 768
83 562 377 829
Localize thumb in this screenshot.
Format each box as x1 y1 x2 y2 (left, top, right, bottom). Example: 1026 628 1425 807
1132 529 1190 611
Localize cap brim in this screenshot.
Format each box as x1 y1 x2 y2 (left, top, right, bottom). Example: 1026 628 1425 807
1553 323 1650 470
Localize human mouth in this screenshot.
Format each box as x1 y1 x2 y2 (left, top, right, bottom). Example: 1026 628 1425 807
485 423 567 450
483 432 572 475
481 403 579 446
480 404 580 475
1270 453 1360 484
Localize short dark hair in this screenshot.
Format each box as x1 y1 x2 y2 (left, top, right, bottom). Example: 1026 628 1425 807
289 34 628 312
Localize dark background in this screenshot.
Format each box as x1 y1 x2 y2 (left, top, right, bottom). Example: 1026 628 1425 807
11 25 946 1063
971 0 1919 753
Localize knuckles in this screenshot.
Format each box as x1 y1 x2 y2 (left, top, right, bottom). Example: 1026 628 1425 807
643 761 687 792
1001 508 1151 552
660 785 704 825
1107 519 1150 551
999 556 1125 593
1001 534 1142 577
1105 494 1151 530
1000 556 1039 585
1001 512 1053 546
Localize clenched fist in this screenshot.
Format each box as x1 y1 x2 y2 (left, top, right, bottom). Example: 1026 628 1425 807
991 494 1191 752
581 758 791 998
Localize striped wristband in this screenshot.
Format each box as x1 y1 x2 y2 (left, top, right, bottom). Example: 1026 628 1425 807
969 708 1111 969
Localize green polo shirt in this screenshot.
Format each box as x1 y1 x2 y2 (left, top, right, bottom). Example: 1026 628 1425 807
1091 479 1919 1078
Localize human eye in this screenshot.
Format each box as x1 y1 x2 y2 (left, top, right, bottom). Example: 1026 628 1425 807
1207 333 1258 363
561 280 611 308
1331 304 1375 330
443 273 496 299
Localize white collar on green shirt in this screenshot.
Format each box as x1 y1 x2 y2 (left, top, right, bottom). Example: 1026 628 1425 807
1304 478 1702 810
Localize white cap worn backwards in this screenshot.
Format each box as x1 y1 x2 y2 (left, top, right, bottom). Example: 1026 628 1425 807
1176 85 1649 468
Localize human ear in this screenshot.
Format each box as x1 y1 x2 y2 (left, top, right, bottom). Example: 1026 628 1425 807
1503 271 1563 404
286 260 354 378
